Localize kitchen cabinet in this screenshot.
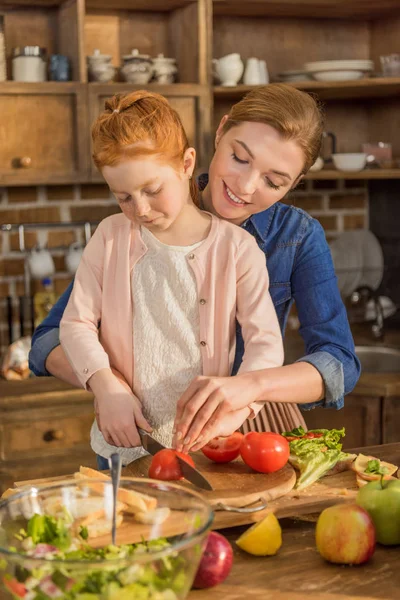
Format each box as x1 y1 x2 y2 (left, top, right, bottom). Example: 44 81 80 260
1 0 400 185
88 83 211 179
0 378 96 494
0 82 89 185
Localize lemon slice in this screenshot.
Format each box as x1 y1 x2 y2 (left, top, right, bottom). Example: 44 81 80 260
236 512 282 556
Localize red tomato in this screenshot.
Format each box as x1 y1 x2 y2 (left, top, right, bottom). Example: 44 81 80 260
3 577 27 598
201 432 244 463
148 449 195 481
240 432 289 474
305 432 323 439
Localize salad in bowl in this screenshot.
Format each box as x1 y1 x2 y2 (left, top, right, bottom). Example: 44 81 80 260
0 477 213 600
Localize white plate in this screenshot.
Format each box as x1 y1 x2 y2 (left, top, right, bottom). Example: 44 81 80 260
304 60 374 71
330 232 363 298
311 70 370 82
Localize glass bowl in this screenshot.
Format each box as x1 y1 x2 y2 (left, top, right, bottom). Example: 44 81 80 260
0 477 213 600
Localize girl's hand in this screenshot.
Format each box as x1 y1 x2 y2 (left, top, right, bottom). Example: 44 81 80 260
172 372 261 453
90 368 152 448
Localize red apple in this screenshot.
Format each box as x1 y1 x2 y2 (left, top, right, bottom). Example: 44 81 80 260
193 531 233 589
316 503 376 565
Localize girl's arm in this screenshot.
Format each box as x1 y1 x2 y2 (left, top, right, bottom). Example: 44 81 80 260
59 220 151 446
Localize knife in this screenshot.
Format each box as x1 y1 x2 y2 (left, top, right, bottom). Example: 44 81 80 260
138 428 214 491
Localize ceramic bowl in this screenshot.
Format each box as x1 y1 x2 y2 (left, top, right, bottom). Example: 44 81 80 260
332 153 367 172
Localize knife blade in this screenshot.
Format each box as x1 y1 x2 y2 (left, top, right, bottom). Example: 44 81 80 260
138 428 214 491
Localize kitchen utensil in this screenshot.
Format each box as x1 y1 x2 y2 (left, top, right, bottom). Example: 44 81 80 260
310 156 324 171
350 230 384 291
128 452 295 511
0 478 213 599
87 49 116 83
278 69 310 82
362 142 392 167
65 242 84 274
27 247 55 279
12 46 47 82
330 232 363 297
332 153 367 172
243 57 261 85
304 59 373 82
49 54 70 81
152 53 177 84
380 54 400 77
121 49 153 84
108 453 122 545
259 60 269 84
214 53 244 86
138 428 214 491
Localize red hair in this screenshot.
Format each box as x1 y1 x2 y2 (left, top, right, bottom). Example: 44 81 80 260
92 90 198 202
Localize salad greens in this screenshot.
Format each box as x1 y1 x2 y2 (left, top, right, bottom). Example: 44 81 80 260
282 427 356 490
1 513 189 600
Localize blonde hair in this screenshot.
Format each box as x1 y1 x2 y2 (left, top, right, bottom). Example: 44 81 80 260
91 90 198 202
221 83 324 174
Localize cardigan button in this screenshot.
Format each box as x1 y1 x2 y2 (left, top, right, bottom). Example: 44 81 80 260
200 341 207 346
199 298 206 305
188 253 195 260
83 368 88 374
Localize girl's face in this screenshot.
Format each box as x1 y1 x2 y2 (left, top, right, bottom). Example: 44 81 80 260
206 119 305 225
102 149 195 232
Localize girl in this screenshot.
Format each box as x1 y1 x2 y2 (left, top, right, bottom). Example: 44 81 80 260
59 90 285 467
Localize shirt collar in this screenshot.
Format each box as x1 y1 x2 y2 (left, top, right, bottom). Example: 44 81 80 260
198 172 275 244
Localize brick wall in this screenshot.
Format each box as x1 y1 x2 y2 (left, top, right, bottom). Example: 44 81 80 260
0 179 369 362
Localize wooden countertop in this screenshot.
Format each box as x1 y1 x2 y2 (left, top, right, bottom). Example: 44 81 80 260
189 443 400 600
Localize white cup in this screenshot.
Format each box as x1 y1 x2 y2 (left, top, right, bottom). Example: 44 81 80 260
65 242 84 274
27 247 55 280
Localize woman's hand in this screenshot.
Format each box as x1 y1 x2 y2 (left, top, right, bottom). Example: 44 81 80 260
90 368 152 447
172 372 261 452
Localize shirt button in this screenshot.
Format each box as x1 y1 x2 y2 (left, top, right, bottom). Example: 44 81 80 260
200 341 207 347
188 253 195 260
199 298 206 305
83 368 88 374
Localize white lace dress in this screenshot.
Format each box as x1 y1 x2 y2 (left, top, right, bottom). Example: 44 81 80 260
91 226 203 465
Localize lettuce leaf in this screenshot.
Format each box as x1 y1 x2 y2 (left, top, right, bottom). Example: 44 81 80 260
283 427 349 489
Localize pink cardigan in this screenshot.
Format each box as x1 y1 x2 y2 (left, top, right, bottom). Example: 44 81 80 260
60 213 284 399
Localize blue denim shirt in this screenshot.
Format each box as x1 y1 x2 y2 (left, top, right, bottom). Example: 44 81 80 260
29 187 360 411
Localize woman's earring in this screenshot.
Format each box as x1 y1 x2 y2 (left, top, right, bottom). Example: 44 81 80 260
189 174 192 180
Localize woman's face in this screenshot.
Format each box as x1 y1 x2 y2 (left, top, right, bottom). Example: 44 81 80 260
205 119 305 225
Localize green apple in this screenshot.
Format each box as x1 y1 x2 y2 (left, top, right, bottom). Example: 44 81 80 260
357 478 400 545
315 503 375 565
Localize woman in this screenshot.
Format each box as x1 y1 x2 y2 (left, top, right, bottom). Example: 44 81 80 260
29 84 360 454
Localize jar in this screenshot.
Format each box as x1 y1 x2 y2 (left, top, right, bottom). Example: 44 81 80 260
121 49 153 84
152 53 178 84
86 49 116 82
12 46 47 82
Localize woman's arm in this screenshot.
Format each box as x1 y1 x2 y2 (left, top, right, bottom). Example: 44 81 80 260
28 282 74 379
175 235 285 451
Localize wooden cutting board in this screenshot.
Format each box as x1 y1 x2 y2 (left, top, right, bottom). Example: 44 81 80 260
126 453 297 509
13 458 358 532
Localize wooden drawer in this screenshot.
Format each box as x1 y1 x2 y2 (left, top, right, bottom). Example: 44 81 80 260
0 413 94 460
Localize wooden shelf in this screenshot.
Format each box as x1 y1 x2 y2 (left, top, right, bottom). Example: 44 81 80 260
214 78 400 101
0 0 196 9
212 0 400 19
305 169 400 180
88 83 208 97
